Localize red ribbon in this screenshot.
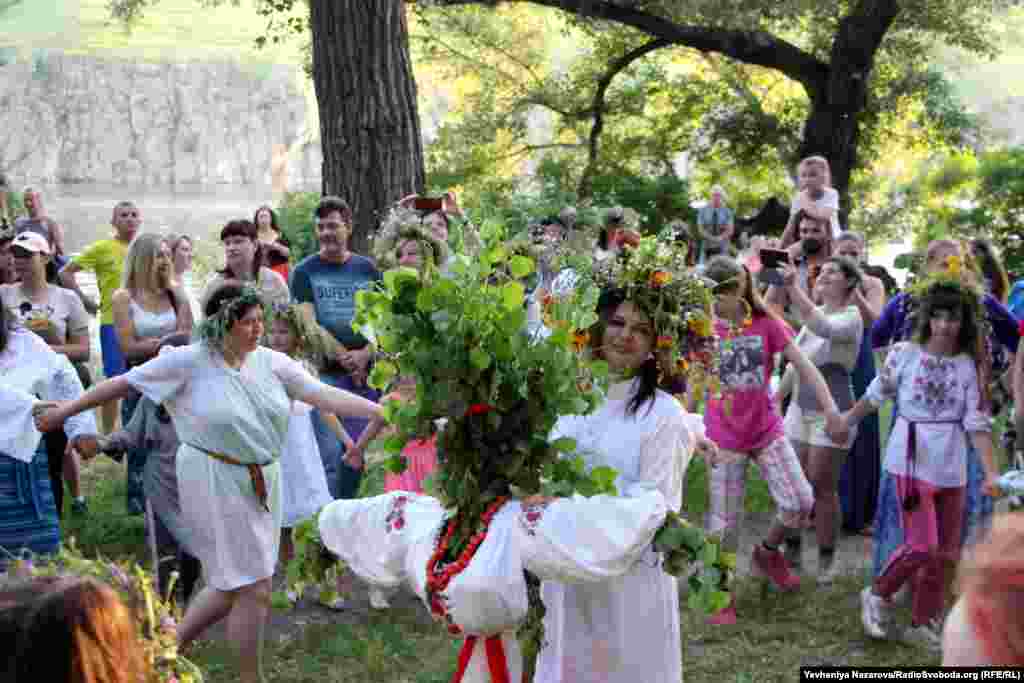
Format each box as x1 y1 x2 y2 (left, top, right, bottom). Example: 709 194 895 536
451 635 510 683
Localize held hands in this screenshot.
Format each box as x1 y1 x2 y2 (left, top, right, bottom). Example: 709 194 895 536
33 401 67 433
344 443 365 471
67 434 102 460
824 411 850 445
695 436 719 464
982 473 1001 498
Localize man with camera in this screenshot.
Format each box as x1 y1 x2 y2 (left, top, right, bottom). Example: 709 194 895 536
764 211 832 328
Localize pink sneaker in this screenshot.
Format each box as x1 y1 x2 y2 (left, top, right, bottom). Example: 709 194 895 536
706 597 737 625
753 545 801 592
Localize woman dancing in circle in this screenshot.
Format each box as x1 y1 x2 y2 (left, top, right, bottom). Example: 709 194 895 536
35 283 383 683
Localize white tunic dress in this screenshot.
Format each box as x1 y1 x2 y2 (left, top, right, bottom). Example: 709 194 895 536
280 401 332 528
536 381 696 683
317 381 703 683
124 344 327 590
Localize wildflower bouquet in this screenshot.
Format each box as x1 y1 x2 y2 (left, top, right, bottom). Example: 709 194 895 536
3 541 202 683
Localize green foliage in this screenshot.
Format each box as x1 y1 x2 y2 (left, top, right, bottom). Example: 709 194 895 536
653 511 733 613
5 541 203 682
353 221 612 530
274 191 320 264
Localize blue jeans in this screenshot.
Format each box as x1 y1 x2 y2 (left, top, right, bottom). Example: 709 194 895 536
312 370 380 500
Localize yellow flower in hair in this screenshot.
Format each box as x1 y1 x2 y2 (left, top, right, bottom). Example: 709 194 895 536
676 358 689 372
946 254 962 276
688 315 713 338
656 335 674 350
571 329 591 352
649 270 672 288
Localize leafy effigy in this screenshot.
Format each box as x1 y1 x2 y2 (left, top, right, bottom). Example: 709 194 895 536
285 219 733 656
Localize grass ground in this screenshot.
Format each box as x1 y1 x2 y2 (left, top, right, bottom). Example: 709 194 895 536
65 400 944 683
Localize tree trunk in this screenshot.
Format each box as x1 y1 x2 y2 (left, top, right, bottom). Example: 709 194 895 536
796 2 900 229
308 0 425 255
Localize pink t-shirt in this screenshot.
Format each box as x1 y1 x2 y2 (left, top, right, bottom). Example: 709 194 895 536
705 315 793 452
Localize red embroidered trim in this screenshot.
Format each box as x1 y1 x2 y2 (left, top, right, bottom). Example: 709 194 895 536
385 495 409 533
425 496 508 636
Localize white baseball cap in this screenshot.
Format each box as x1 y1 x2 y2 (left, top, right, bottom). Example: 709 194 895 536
11 231 51 255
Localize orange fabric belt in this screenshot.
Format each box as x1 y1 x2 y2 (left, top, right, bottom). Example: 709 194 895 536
188 443 271 513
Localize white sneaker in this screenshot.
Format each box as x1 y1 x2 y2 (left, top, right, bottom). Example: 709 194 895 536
369 587 391 610
860 587 891 639
816 558 844 586
900 620 942 652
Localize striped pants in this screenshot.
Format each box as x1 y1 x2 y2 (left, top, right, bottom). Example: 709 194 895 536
706 435 814 552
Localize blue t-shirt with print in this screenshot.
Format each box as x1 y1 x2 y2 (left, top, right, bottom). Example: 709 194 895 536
290 253 381 349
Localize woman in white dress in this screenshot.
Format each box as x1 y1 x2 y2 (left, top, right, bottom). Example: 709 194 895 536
533 287 705 683
35 283 383 683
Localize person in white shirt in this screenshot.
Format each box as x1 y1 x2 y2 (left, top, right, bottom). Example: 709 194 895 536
780 155 841 246
835 279 999 652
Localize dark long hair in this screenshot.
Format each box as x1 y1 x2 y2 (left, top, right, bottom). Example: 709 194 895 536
590 288 658 417
253 205 280 233
217 219 261 280
913 283 983 360
971 238 1010 304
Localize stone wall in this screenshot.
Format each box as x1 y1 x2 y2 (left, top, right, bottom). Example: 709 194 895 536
0 53 322 188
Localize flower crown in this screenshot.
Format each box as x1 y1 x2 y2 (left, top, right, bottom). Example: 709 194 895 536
589 236 717 382
372 206 448 272
196 285 269 352
906 248 992 408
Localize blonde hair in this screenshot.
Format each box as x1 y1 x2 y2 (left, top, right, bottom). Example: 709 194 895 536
122 233 169 293
797 155 833 187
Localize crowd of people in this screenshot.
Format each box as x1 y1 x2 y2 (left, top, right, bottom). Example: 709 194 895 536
0 160 1022 682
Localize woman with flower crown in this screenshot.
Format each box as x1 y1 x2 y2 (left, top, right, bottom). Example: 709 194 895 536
871 239 1019 605
700 255 847 625
839 275 999 651
313 235 724 683
34 283 384 683
534 285 716 683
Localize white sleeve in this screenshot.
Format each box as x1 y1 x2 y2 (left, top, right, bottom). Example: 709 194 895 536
866 342 909 407
518 491 668 583
803 306 862 343
789 190 801 216
319 492 445 589
628 412 687 509
962 358 992 434
269 349 327 403
45 354 97 439
123 345 199 406
260 268 291 309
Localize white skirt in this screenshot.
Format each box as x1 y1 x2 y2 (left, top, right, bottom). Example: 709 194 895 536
176 444 282 591
280 403 333 527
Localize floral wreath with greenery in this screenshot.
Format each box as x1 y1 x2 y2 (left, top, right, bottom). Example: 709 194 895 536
195 285 271 353
587 235 719 389
2 541 203 683
905 249 993 408
372 206 449 273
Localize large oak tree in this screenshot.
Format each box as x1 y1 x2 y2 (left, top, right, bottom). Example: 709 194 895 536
110 0 1000 239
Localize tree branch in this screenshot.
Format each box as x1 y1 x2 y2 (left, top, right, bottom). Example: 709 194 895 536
424 0 830 92
578 37 670 197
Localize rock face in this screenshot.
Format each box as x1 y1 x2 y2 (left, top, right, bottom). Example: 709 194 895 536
0 53 323 187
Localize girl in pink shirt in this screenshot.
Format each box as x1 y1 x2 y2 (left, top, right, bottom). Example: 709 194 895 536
701 256 844 624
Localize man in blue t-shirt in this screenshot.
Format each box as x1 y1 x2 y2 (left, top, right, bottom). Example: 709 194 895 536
291 196 381 501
